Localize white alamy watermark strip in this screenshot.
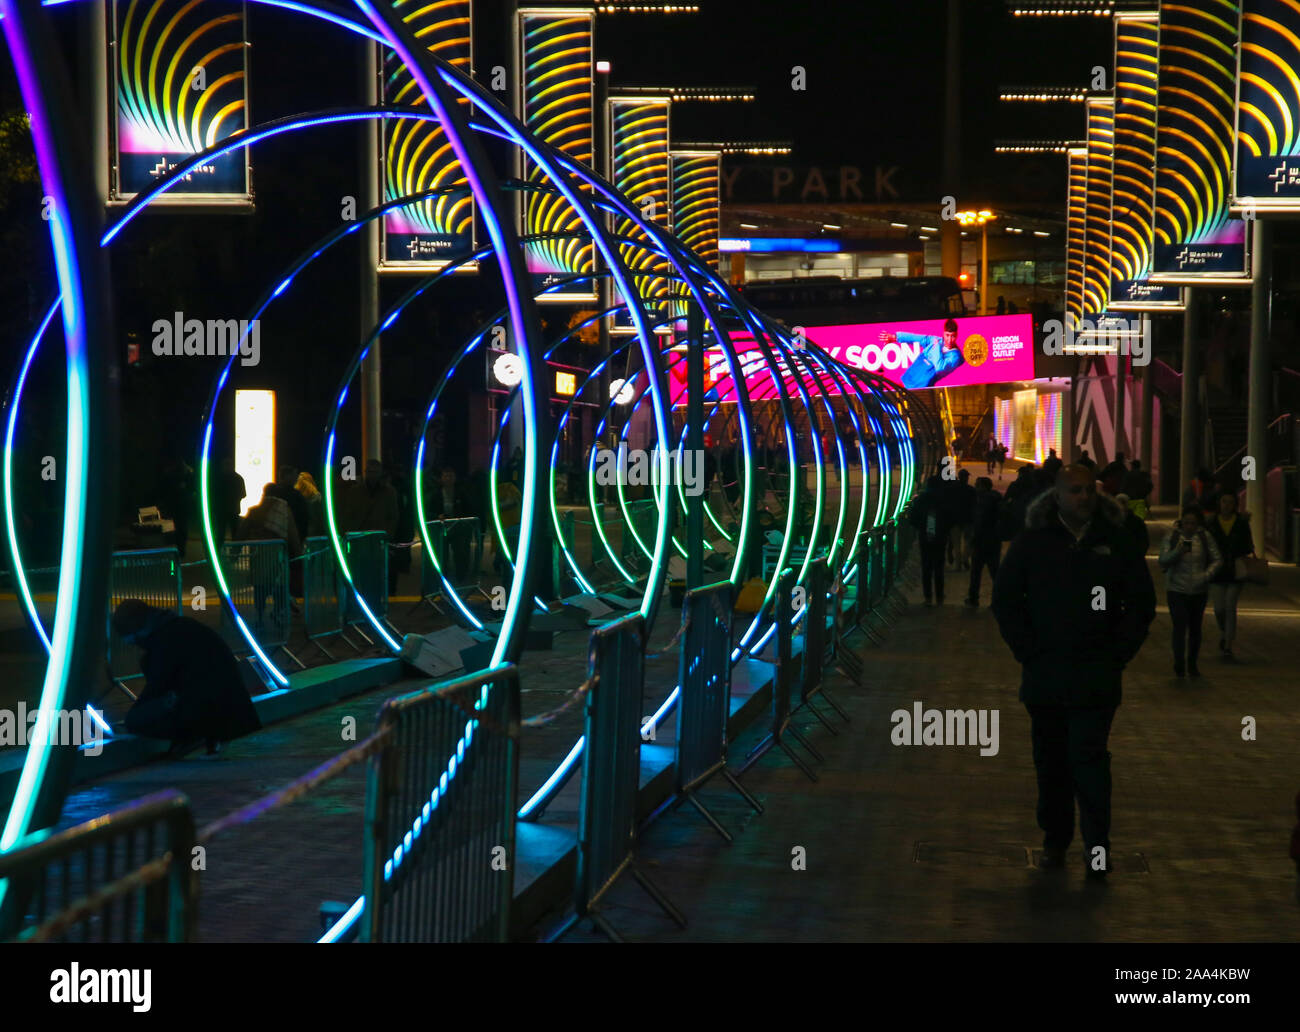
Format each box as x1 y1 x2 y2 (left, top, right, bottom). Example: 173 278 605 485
890 700 999 756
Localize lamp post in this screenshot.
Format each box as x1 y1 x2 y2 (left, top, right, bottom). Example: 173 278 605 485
957 210 996 315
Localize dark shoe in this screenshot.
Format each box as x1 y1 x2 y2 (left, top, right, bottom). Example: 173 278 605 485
1219 637 1226 652
964 597 978 608
1037 847 1066 870
166 736 203 759
935 596 944 606
1173 663 1185 677
1188 661 1200 677
1222 649 1238 663
923 598 933 607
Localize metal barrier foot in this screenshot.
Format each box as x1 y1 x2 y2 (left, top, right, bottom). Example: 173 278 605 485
722 768 764 814
279 645 308 671
786 725 824 762
337 628 366 653
778 738 819 782
802 697 840 735
630 862 687 929
818 687 850 724
683 790 733 843
309 639 336 662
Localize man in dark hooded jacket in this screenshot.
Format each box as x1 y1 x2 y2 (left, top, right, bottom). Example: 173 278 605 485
990 465 1156 878
112 599 262 755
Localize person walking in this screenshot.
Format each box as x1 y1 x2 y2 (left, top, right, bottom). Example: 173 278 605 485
1205 490 1255 662
1120 459 1153 519
215 458 246 548
996 440 1008 476
1076 449 1096 472
991 465 1157 878
1099 453 1126 497
908 475 951 606
964 476 1002 607
986 435 998 475
1157 508 1222 677
1041 448 1063 483
1113 494 1150 555
948 468 976 569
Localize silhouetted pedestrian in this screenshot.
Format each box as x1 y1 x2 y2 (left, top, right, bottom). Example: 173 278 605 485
964 476 1002 606
1158 507 1221 677
991 465 1156 878
908 475 950 606
1206 490 1255 661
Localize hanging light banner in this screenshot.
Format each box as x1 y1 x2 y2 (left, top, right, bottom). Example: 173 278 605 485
108 0 251 205
1066 147 1087 323
667 150 719 319
1083 97 1115 317
1150 0 1251 284
671 151 720 271
1233 0 1300 211
608 96 672 334
1110 12 1186 311
377 0 475 272
516 8 597 301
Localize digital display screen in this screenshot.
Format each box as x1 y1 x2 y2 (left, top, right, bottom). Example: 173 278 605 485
667 315 1037 399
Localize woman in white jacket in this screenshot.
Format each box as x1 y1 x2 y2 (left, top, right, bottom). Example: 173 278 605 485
1157 507 1223 677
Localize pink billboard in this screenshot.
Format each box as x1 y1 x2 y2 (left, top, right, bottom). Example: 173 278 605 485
665 314 1037 401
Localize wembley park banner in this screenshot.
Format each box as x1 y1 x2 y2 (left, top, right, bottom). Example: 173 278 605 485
108 0 251 204
1233 0 1300 212
1151 0 1251 284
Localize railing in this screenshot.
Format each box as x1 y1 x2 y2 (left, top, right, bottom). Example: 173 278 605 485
549 613 686 940
219 539 291 657
108 548 183 684
361 665 519 942
299 536 351 657
1213 412 1294 481
420 517 485 606
344 530 390 632
0 790 197 943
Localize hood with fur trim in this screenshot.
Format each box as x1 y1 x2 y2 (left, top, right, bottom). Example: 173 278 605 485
1023 486 1128 531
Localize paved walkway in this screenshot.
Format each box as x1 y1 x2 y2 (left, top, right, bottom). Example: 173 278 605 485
557 536 1300 942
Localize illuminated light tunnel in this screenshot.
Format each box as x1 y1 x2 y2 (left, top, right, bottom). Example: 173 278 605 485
0 0 943 923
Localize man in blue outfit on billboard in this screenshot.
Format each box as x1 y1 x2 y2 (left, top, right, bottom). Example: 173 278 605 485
886 318 965 390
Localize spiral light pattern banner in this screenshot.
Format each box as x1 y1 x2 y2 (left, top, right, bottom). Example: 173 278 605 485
110 0 251 202
1151 0 1250 282
608 96 671 334
1083 97 1114 317
378 0 474 269
517 7 596 300
1066 146 1087 322
1110 11 1184 310
1234 0 1300 210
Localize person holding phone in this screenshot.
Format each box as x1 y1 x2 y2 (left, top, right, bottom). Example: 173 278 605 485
1157 507 1222 678
1206 491 1254 662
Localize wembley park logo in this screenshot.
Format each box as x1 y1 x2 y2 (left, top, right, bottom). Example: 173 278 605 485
1041 313 1150 365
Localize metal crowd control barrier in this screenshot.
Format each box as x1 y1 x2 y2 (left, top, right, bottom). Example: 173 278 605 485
0 790 197 943
551 509 576 599
737 568 820 782
797 557 849 731
361 665 519 942
345 530 393 643
219 539 300 671
669 580 762 842
419 518 487 615
299 536 358 659
107 548 183 690
550 614 686 942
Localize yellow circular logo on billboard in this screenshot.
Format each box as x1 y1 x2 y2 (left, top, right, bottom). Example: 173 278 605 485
963 333 988 367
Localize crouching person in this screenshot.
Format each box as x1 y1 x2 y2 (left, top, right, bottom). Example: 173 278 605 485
111 599 262 756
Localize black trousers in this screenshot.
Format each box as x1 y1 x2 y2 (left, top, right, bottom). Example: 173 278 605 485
918 538 945 601
1025 703 1118 862
967 541 1001 601
1166 590 1207 667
